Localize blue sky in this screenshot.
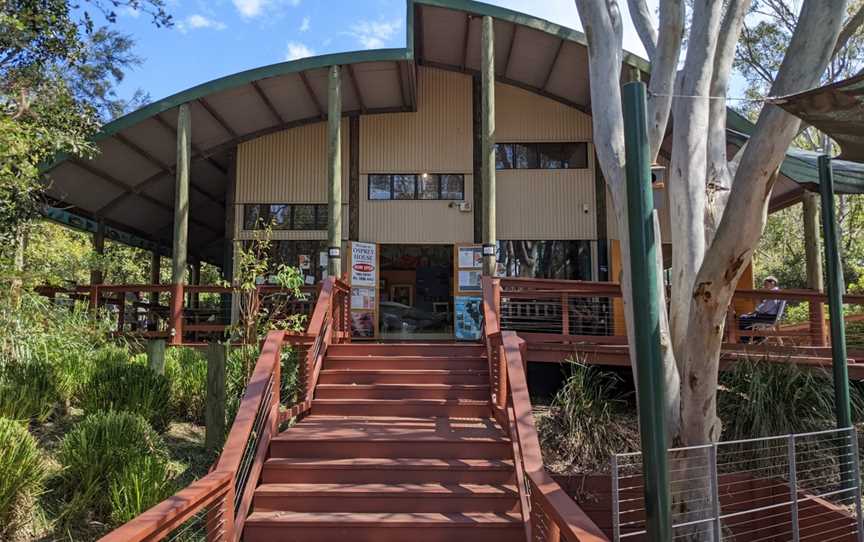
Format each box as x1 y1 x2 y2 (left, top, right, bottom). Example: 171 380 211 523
106 0 660 107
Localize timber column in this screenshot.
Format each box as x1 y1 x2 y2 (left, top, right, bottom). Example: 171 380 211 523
480 15 497 276
803 191 827 345
327 65 343 278
90 220 105 285
170 104 191 345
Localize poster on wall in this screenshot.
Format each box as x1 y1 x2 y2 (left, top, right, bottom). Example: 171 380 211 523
351 311 375 338
454 296 483 340
350 242 377 286
458 246 482 269
458 270 482 292
351 287 375 310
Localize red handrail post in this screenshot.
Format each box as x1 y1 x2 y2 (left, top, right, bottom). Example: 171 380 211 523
726 305 738 344
170 282 184 345
810 300 827 346
89 285 100 311
117 292 126 332
561 293 570 336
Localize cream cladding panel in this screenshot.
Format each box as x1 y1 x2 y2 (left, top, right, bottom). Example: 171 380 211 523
360 67 472 174
498 169 596 240
495 82 592 141
235 119 349 204
359 175 474 244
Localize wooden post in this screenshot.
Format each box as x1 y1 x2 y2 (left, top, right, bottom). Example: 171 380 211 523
90 220 105 285
481 15 497 277
147 339 167 375
327 65 343 278
170 104 191 345
222 151 237 327
205 342 227 450
561 294 570 336
803 191 827 346
150 251 161 306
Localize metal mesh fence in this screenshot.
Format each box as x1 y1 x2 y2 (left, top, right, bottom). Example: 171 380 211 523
612 427 864 541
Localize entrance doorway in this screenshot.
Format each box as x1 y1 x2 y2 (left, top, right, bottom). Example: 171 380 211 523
378 244 453 340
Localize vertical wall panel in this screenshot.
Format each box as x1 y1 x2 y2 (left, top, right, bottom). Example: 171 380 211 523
235 119 348 204
495 82 592 141
360 67 472 174
359 175 474 244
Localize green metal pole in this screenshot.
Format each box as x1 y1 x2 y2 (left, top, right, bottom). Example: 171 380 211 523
818 155 852 430
622 81 671 542
327 65 343 278
480 15 497 276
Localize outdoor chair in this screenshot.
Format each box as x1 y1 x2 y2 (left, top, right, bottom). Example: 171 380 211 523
750 300 788 345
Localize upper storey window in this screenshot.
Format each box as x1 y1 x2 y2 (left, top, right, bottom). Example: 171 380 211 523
243 204 328 230
495 142 589 170
368 174 465 200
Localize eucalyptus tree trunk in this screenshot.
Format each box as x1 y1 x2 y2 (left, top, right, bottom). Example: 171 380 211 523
574 6 848 532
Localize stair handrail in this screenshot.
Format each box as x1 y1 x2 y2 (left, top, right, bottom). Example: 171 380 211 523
97 276 351 542
482 276 609 542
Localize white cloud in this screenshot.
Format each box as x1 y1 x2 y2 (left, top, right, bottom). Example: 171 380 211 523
233 0 265 18
300 16 310 32
233 0 301 18
121 6 141 18
349 17 402 49
177 14 227 33
285 41 315 61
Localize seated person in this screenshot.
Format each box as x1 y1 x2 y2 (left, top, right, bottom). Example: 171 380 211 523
739 276 781 343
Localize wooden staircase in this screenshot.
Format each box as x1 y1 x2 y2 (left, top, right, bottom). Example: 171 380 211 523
244 342 527 541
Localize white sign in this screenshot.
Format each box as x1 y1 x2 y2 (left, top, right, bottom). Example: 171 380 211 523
350 242 377 287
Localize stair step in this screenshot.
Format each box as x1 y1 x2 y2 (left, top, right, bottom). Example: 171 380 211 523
312 398 490 418
244 511 525 542
326 343 486 358
318 368 489 385
270 416 511 459
261 457 516 484
325 356 487 371
253 483 521 513
315 383 490 400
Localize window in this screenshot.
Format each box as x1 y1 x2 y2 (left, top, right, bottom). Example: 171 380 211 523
495 142 588 170
367 174 464 200
242 204 328 231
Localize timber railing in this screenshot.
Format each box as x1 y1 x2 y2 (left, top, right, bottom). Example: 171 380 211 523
482 276 610 542
34 283 318 344
97 276 350 542
497 277 864 363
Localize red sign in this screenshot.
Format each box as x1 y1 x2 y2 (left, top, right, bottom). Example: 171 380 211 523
353 263 373 273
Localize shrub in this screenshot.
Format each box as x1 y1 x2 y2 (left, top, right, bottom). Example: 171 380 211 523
108 455 175 524
58 411 169 520
718 358 862 440
81 363 172 432
0 418 47 539
0 361 59 422
538 359 638 472
165 347 208 424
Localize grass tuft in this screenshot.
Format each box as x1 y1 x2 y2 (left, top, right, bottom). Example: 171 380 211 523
0 417 47 540
81 362 172 432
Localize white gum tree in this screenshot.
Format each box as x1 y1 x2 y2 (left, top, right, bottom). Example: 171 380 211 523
572 0 847 447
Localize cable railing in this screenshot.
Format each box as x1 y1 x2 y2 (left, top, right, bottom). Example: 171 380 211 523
482 276 610 542
97 276 350 542
34 283 318 344
496 277 864 370
611 427 864 541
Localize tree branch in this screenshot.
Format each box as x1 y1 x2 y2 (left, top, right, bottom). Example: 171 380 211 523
646 0 684 162
834 4 864 57
627 0 658 59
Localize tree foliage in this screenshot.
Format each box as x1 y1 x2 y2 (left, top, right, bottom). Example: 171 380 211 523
0 0 170 245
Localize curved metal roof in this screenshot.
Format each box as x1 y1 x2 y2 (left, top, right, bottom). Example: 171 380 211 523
43 0 853 264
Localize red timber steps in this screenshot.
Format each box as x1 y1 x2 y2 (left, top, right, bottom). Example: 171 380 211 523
244 343 527 542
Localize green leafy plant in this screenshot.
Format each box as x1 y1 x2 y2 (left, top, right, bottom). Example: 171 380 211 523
81 362 172 432
164 347 208 424
57 411 169 521
0 417 47 539
538 358 638 472
108 455 175 525
0 361 58 422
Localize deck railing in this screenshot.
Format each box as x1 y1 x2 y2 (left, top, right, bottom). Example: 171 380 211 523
34 283 318 344
482 276 610 542
97 277 350 542
497 277 864 365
